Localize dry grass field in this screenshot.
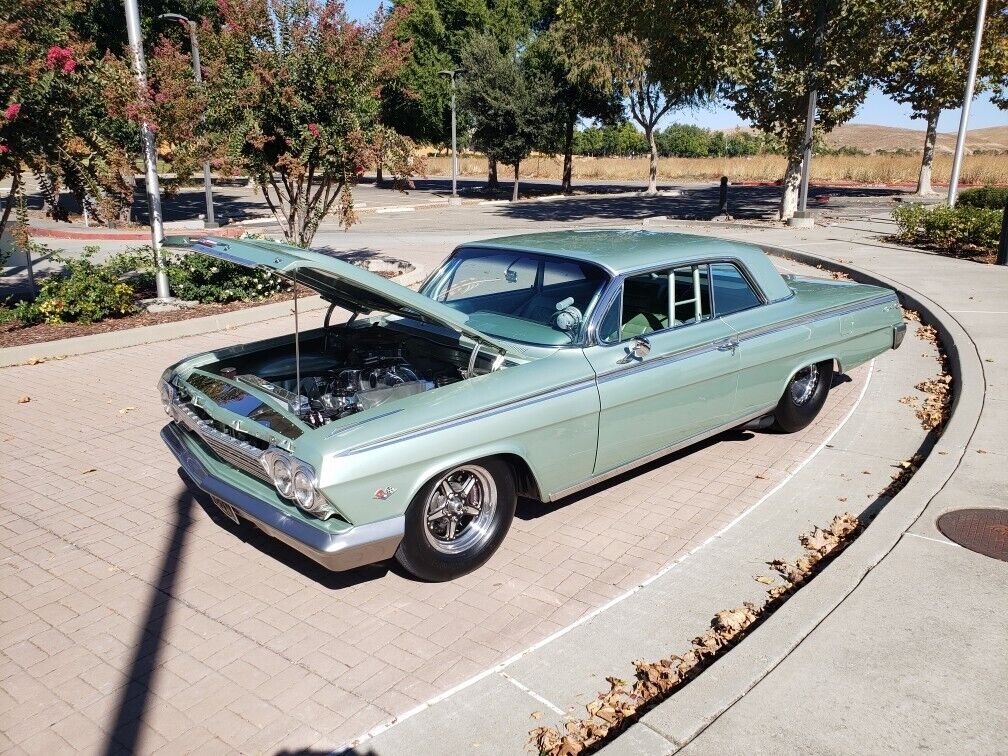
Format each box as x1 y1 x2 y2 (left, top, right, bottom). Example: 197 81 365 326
425 152 1007 187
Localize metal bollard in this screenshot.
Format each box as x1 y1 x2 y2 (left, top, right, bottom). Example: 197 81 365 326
998 199 1007 266
719 176 728 215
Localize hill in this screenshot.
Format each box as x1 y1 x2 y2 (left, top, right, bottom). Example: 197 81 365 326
823 123 1008 153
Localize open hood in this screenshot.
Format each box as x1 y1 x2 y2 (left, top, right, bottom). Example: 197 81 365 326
164 236 509 355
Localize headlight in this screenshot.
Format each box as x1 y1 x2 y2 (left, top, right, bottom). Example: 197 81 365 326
271 457 294 498
293 469 316 511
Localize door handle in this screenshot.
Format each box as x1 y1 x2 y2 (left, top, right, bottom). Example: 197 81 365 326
715 338 739 353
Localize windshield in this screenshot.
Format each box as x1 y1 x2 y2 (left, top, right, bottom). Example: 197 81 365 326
420 247 610 346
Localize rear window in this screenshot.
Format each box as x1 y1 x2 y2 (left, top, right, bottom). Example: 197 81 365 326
711 263 761 316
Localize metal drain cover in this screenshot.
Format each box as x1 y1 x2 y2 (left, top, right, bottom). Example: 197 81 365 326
936 508 1008 562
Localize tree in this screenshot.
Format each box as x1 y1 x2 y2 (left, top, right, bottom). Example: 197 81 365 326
721 1 886 219
525 16 621 193
1 0 134 240
458 33 554 201
561 1 746 195
879 0 1008 195
116 0 419 247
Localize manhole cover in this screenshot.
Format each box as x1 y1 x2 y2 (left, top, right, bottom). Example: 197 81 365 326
936 508 1008 562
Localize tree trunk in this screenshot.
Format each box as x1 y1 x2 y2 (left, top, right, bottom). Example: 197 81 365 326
0 171 18 242
512 162 520 202
646 126 658 195
779 151 803 220
376 159 384 185
916 109 939 195
562 111 575 194
488 157 498 191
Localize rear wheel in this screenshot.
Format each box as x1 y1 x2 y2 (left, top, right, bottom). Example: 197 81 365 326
771 360 834 433
395 458 516 581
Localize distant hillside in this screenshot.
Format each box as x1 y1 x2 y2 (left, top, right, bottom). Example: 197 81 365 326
823 123 1008 153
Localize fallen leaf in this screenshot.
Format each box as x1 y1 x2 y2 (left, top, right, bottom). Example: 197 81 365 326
862 470 871 475
17 395 30 404
755 473 767 480
754 575 775 585
81 468 97 475
976 449 987 454
119 406 137 414
530 711 543 720
838 497 848 502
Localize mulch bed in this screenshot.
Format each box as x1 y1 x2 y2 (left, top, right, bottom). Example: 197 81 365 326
0 294 294 349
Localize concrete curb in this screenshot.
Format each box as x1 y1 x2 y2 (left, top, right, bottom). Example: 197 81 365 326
0 263 426 368
617 242 983 752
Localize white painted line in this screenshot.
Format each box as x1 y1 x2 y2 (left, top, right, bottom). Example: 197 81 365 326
904 532 958 548
500 672 565 715
948 310 1008 315
333 359 877 754
374 206 416 214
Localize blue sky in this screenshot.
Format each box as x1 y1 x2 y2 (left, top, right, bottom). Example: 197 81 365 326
346 0 1006 132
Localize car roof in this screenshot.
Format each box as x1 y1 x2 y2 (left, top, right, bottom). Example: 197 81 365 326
459 229 767 275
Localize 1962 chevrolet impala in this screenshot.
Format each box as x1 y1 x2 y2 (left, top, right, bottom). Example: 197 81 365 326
159 230 905 581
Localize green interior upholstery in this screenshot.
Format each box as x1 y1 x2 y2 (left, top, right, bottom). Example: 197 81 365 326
621 275 669 339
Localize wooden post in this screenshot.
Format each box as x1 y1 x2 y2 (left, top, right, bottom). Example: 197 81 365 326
997 199 1008 266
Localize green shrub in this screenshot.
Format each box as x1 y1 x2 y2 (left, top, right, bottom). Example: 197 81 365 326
109 240 289 304
27 251 137 324
892 203 928 241
958 187 1008 211
892 202 1001 253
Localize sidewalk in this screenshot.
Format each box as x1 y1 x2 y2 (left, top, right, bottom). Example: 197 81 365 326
357 215 1007 754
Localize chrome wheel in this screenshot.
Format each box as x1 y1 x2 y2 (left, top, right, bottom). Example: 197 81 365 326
422 465 498 555
789 364 820 405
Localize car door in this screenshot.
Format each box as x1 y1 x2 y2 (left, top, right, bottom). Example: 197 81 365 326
583 264 740 474
705 262 798 417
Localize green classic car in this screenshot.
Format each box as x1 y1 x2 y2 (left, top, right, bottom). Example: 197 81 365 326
159 230 905 581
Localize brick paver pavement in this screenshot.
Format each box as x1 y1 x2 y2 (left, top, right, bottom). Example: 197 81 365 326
0 307 866 754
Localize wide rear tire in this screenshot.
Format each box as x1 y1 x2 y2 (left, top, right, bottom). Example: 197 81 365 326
395 458 516 582
771 360 834 433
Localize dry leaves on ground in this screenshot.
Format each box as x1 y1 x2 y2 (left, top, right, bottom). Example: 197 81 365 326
529 514 861 756
916 323 939 347
914 375 952 431
17 395 30 404
902 308 921 323
880 455 925 498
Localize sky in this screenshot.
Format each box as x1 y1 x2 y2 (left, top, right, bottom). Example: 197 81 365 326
344 0 1007 134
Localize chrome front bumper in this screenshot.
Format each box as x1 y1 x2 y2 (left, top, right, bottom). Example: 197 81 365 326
162 424 404 571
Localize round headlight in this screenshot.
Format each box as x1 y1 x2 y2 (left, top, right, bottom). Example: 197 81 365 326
293 469 315 511
272 458 294 498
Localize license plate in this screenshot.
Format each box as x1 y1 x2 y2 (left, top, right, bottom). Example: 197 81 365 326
211 496 240 525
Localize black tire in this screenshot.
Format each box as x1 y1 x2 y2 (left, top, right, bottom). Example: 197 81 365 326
395 457 516 581
771 360 835 433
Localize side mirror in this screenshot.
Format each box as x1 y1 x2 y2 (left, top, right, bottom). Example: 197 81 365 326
618 336 651 364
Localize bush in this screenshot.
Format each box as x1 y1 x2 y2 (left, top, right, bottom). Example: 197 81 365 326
20 250 137 325
109 239 289 304
958 187 1008 211
892 202 1001 253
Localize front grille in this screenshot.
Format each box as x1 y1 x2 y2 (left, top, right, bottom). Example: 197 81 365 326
171 401 272 485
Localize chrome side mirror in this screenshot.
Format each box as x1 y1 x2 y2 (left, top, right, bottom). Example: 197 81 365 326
618 336 651 364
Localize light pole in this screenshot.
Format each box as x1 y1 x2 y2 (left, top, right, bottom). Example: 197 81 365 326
124 0 170 299
947 0 988 208
160 13 217 228
439 68 464 206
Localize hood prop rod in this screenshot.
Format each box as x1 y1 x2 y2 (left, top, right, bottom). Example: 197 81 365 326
466 340 480 378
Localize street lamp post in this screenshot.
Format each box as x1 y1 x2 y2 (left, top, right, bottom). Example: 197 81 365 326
160 13 217 228
439 69 463 206
947 0 988 208
124 0 170 299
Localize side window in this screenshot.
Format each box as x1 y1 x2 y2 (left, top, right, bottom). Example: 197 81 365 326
671 265 712 326
619 270 671 340
598 293 621 344
439 253 537 302
710 263 761 316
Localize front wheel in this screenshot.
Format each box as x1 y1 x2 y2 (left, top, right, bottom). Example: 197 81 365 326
395 458 516 581
771 360 834 433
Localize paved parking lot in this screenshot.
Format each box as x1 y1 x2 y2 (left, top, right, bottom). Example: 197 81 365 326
1 263 867 754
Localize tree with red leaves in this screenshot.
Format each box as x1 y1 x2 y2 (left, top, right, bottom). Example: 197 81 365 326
118 0 419 247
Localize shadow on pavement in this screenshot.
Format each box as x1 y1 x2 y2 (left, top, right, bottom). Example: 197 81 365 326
184 470 392 590
276 749 379 756
101 489 194 756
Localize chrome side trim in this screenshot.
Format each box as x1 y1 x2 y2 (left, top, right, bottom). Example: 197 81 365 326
730 293 897 343
547 406 776 501
162 424 404 572
336 376 598 457
325 408 405 439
